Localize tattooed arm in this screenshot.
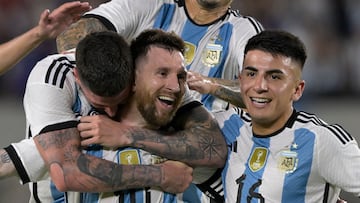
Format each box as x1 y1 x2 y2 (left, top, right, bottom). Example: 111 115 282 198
34 127 192 193
0 149 16 179
56 17 108 53
187 71 245 108
78 104 227 168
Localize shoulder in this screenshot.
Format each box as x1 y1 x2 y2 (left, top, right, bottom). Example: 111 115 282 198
295 111 354 146
226 9 264 34
28 53 76 88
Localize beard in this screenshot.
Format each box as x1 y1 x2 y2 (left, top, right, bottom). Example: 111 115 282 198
197 0 230 9
135 89 183 127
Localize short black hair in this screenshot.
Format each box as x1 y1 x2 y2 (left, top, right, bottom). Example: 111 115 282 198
245 30 307 69
76 31 133 97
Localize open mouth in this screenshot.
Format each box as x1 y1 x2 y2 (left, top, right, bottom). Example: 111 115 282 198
251 97 271 104
158 95 175 106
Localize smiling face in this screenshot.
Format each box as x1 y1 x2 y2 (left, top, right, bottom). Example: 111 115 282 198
239 50 305 135
133 46 187 127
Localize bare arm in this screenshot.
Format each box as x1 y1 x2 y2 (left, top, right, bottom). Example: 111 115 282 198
56 17 109 53
0 149 16 179
79 104 227 168
187 71 245 108
34 127 192 193
0 1 91 74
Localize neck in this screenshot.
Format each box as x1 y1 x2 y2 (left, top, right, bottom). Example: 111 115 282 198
185 0 229 24
118 98 158 129
252 108 294 136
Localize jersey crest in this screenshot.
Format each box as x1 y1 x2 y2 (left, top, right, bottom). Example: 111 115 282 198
249 147 268 172
201 43 223 67
278 149 298 173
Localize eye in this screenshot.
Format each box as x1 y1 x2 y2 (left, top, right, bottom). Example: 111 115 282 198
158 69 168 77
177 72 187 81
270 74 281 80
245 71 256 77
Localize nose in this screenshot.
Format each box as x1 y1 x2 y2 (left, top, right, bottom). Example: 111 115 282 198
104 106 118 118
166 75 180 92
253 76 268 92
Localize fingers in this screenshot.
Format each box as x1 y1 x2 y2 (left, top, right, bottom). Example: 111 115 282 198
39 9 51 23
161 161 193 193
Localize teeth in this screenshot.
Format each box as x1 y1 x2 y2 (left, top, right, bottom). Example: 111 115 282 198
158 96 174 102
251 97 270 103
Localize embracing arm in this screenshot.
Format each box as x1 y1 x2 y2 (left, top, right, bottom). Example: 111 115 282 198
34 126 192 193
79 104 227 168
0 149 16 179
56 17 109 53
187 71 244 108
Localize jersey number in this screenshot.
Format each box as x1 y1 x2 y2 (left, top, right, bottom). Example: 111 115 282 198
236 174 264 203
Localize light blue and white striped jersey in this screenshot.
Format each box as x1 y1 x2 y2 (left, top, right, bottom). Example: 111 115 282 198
82 146 211 203
214 108 360 203
85 0 263 112
8 53 209 203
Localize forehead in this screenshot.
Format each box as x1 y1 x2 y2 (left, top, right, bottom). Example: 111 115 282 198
139 46 185 71
84 85 131 107
243 50 296 72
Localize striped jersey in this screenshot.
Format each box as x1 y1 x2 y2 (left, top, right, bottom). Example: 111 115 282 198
7 53 211 203
214 107 360 203
85 0 263 112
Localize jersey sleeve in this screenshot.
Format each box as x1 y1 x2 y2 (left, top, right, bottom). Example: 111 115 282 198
84 0 164 40
316 125 360 196
5 138 46 184
9 55 77 184
23 55 77 137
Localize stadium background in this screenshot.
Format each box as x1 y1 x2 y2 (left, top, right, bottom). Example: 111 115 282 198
0 0 359 202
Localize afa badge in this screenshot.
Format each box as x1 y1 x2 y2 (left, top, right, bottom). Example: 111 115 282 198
184 41 196 65
119 150 140 165
249 147 268 172
278 150 298 173
202 43 223 67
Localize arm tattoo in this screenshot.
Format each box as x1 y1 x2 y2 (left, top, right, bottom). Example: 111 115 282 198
212 85 245 108
129 106 227 167
77 154 161 190
0 151 11 163
56 18 109 53
35 127 163 191
211 77 240 88
0 149 16 178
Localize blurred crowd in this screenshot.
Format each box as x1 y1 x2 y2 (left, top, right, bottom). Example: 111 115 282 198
1 0 359 98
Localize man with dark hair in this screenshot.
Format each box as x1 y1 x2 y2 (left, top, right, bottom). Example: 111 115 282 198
1 29 226 202
1 31 197 202
215 30 359 202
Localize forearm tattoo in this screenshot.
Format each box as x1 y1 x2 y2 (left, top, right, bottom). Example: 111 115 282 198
129 106 227 167
56 18 109 53
0 151 11 164
213 85 245 108
36 128 162 191
77 154 161 190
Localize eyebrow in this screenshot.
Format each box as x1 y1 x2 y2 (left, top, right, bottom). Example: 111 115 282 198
244 66 284 75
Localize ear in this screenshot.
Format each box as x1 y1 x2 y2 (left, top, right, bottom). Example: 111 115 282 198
73 68 81 84
293 80 305 101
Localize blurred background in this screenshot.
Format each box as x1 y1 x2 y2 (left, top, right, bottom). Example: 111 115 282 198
0 0 359 202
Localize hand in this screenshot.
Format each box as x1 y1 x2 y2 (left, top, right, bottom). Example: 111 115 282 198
77 115 132 148
159 160 193 193
187 71 215 94
37 1 91 39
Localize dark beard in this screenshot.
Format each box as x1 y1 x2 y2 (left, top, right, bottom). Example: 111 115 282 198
136 93 182 127
197 0 222 9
